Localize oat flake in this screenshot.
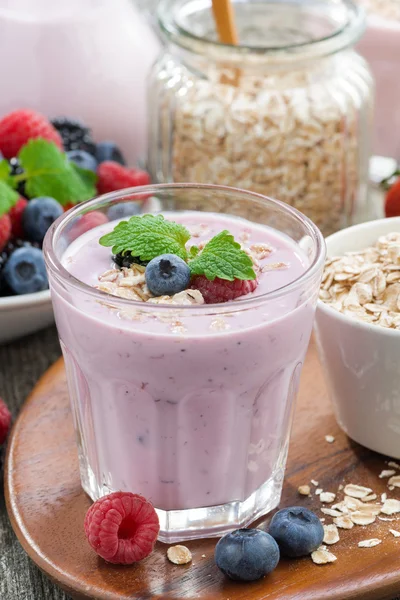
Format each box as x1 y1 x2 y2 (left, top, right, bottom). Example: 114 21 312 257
320 492 336 504
344 484 372 499
334 515 354 530
381 499 400 515
311 546 337 565
390 530 400 538
323 524 340 545
358 539 381 548
298 485 311 496
167 545 192 565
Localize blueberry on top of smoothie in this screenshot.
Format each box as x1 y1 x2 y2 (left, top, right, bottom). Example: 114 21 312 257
145 254 191 296
215 528 280 581
269 506 324 557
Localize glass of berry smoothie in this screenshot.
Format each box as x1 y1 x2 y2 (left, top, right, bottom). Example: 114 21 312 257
43 184 325 542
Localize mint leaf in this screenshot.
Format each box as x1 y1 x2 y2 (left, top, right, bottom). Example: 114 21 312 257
99 214 191 261
189 230 256 281
189 245 199 258
0 181 18 217
19 139 96 205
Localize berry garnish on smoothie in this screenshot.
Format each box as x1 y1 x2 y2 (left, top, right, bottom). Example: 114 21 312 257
98 213 262 304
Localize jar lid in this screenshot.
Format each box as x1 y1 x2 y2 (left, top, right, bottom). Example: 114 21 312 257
158 0 366 64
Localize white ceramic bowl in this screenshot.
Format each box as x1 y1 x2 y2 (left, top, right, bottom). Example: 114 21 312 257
315 217 400 458
0 290 53 345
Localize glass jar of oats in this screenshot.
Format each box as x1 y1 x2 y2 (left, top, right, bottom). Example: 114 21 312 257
148 0 374 236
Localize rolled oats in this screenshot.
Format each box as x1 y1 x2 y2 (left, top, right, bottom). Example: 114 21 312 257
320 234 400 330
325 435 335 443
298 485 311 496
381 499 400 515
323 524 340 545
358 539 382 548
320 492 336 504
321 508 343 518
389 529 400 537
160 63 365 237
388 475 400 488
311 546 337 565
350 511 376 526
379 470 396 479
344 484 373 499
334 515 354 530
167 545 192 565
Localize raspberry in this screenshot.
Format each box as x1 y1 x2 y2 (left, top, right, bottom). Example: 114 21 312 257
97 161 150 195
191 275 258 303
385 178 400 218
9 197 28 238
0 214 12 252
0 398 11 446
0 109 63 159
84 491 159 564
69 211 108 242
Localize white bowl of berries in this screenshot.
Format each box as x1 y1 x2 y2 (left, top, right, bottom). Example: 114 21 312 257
0 109 150 344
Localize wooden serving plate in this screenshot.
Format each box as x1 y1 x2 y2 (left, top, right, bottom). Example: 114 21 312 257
5 340 400 600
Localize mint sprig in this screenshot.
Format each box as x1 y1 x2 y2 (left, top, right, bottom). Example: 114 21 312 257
99 214 191 262
19 139 96 204
100 215 256 281
0 139 97 209
189 230 256 281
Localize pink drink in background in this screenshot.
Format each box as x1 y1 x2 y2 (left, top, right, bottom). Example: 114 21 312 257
357 16 400 159
0 0 160 165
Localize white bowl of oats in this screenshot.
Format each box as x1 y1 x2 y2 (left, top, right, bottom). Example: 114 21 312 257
315 217 400 458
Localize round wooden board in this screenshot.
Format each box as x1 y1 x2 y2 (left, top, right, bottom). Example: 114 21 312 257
4 339 400 600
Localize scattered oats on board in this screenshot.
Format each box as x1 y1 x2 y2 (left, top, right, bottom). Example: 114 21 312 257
381 499 400 515
334 515 354 530
320 492 336 504
379 470 396 478
350 512 376 526
298 485 311 496
388 461 400 470
344 484 372 499
311 545 337 565
167 545 192 565
325 435 335 443
362 494 377 502
320 233 400 330
390 530 400 538
358 539 382 548
323 524 340 545
322 508 343 518
388 475 400 488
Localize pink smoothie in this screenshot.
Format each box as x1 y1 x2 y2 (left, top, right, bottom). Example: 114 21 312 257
51 211 316 514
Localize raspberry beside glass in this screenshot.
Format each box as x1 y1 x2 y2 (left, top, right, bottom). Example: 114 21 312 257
44 184 325 542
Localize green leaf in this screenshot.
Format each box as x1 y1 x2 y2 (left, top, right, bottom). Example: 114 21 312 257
189 230 256 281
99 214 191 262
0 181 18 217
19 139 96 205
189 245 199 258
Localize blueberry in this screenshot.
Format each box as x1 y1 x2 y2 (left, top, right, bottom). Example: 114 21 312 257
215 528 280 582
22 197 63 244
3 247 48 295
96 141 126 165
145 254 191 296
107 201 142 221
67 149 98 173
269 506 324 558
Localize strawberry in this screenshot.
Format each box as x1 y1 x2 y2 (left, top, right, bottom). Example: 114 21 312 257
0 214 12 252
97 161 150 195
9 196 28 238
0 109 63 159
385 178 400 218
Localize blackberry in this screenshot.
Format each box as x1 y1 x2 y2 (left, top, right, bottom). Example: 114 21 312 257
113 252 147 269
51 117 96 156
9 157 26 197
